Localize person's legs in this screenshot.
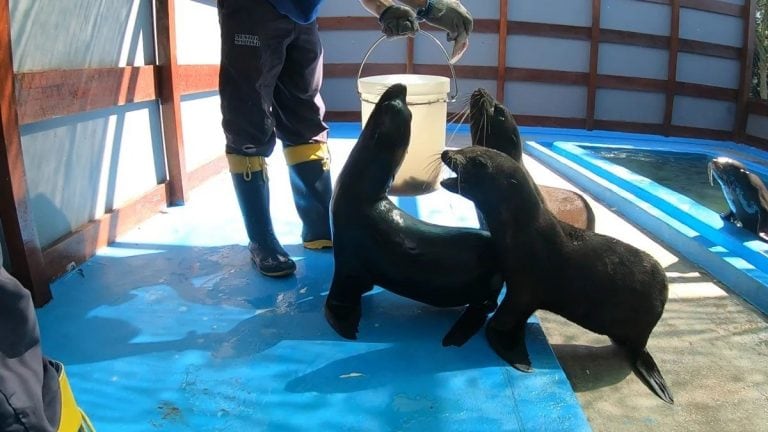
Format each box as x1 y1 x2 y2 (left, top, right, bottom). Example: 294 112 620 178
218 0 297 275
273 20 333 249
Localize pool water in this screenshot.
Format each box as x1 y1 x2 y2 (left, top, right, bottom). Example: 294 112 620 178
588 149 732 215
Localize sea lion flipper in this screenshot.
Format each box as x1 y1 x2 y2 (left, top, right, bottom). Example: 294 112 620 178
324 300 362 340
634 349 674 404
324 272 372 340
442 305 490 347
757 212 768 242
720 210 736 223
485 324 532 372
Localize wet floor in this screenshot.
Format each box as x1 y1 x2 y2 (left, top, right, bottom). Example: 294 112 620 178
36 126 590 431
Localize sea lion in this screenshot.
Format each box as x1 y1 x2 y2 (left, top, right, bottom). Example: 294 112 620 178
708 156 768 242
467 87 595 231
441 146 674 404
325 83 503 347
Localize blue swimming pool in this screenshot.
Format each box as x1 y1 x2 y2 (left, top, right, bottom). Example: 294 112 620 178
523 128 768 316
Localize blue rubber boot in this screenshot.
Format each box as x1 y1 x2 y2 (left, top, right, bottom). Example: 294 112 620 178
229 154 296 277
284 143 333 249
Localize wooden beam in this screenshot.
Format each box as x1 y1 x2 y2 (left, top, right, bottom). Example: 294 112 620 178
507 21 591 40
664 0 681 135
747 98 768 116
734 0 757 141
638 0 742 17
497 0 509 102
406 36 414 74
506 68 589 85
596 74 666 92
586 0 601 130
742 133 768 151
0 0 51 306
600 29 668 49
14 66 157 125
678 38 741 60
154 0 188 206
178 64 218 95
514 115 587 129
593 119 733 140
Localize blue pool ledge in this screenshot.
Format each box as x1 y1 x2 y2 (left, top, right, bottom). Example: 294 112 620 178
525 135 768 316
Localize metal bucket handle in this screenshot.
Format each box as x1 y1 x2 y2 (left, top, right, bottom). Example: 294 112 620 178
357 32 458 103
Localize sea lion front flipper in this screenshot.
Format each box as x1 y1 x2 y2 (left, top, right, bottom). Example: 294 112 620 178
485 324 532 372
324 271 373 340
442 304 490 347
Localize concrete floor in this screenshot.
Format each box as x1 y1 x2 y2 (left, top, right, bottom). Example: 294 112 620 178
523 154 768 432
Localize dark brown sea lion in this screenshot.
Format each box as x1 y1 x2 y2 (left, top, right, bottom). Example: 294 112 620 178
708 156 768 242
467 88 595 231
440 145 674 404
324 83 503 347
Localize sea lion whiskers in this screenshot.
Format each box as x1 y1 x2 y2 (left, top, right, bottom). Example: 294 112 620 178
423 152 447 184
447 106 471 147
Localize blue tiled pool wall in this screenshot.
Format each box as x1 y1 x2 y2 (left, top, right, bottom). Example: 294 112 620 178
522 128 768 316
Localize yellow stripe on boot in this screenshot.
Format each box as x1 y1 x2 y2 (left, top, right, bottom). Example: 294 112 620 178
303 239 333 249
283 142 330 170
226 154 267 181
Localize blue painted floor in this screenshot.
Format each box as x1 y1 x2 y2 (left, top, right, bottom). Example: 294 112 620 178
36 124 590 431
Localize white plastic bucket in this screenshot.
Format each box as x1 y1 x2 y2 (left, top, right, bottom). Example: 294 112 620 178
358 74 450 195
356 33 458 196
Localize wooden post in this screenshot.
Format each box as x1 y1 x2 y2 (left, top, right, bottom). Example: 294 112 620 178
734 0 757 141
154 0 188 206
0 0 51 306
406 36 414 74
586 0 601 130
664 0 681 135
497 0 509 102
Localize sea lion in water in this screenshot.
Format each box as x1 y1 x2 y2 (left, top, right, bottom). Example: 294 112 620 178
324 83 503 347
708 156 768 242
441 146 674 404
467 87 595 231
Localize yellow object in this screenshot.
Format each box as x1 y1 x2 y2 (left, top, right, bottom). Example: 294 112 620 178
57 362 96 432
227 154 267 181
303 239 333 249
283 142 330 169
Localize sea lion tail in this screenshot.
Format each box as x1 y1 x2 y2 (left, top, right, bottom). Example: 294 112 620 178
634 348 674 404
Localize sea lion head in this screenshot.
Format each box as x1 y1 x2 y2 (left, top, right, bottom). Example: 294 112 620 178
441 146 537 217
364 83 410 159
708 156 749 190
469 88 522 161
335 83 412 198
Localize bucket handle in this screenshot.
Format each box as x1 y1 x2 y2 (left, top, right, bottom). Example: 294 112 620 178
357 32 458 103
